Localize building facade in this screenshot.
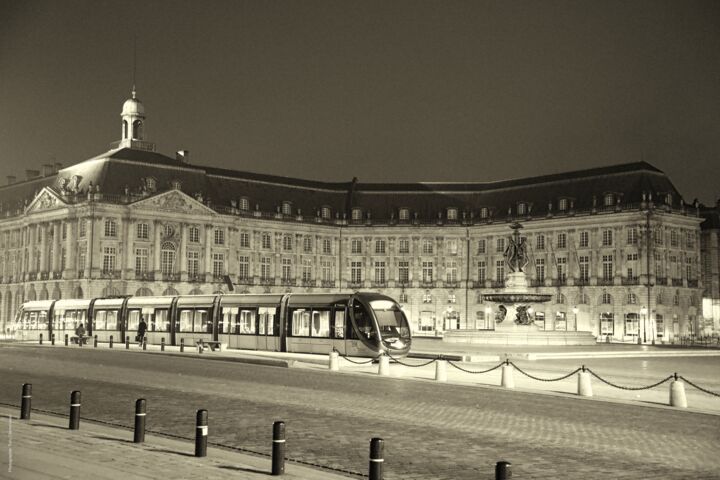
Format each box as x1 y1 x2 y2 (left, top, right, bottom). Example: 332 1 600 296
0 92 709 342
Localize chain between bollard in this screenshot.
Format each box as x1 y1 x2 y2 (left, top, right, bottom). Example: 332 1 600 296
586 368 674 390
447 360 506 374
677 375 720 397
385 352 437 368
336 352 378 364
509 362 581 382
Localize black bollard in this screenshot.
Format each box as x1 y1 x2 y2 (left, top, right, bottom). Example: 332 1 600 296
195 409 208 457
180 338 184 353
496 461 512 480
125 336 130 350
51 333 55 345
109 335 113 348
272 421 286 475
93 335 98 348
134 399 146 443
369 437 384 480
69 391 81 430
64 333 69 346
39 333 43 345
161 337 165 352
142 337 147 350
20 384 32 420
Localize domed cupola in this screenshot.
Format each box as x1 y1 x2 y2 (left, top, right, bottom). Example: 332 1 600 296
116 87 155 152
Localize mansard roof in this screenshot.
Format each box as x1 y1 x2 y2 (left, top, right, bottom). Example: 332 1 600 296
0 144 685 222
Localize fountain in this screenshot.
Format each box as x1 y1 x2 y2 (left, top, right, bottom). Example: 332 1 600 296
444 222 597 345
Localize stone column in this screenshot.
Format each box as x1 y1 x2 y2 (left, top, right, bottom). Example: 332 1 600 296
39 223 48 273
84 218 93 278
51 222 61 273
125 220 135 274
28 225 36 275
65 220 76 279
204 225 213 279
154 221 162 274
121 218 131 278
180 223 188 281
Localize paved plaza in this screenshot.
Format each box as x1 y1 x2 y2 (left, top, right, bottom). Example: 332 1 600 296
1 342 719 479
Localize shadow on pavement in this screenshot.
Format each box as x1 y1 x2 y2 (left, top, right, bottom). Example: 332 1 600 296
218 464 269 475
147 447 195 457
91 434 134 444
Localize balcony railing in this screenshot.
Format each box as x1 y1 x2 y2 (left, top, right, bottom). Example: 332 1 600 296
671 278 683 287
236 276 253 285
280 278 296 287
163 273 180 282
348 281 363 289
371 282 388 289
656 277 668 286
52 271 63 280
490 280 505 288
444 281 460 289
259 278 275 286
187 273 204 283
40 272 49 280
597 278 614 286
321 280 336 288
621 277 640 286
28 272 37 281
530 278 544 287
100 270 121 279
553 278 567 287
301 279 315 287
688 279 699 288
137 271 155 281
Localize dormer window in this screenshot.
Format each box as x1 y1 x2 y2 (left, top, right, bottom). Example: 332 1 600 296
558 198 568 211
239 197 250 211
665 193 673 205
321 206 331 219
447 208 458 220
603 193 614 207
145 177 157 192
170 179 182 190
281 201 292 216
517 202 527 215
351 208 362 221
399 208 410 221
480 207 489 219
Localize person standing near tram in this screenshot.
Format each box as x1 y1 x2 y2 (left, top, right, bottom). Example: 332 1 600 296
136 315 147 346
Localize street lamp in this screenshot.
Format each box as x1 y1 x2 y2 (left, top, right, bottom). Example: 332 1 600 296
572 306 579 331
640 306 648 344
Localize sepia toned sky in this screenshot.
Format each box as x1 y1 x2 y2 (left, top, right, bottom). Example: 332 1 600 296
1 0 719 203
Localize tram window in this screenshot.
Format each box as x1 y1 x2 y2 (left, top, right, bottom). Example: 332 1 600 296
106 310 119 330
179 309 194 332
291 309 311 336
127 310 141 332
27 312 37 330
153 309 170 332
258 311 266 335
333 309 345 339
352 300 374 339
261 307 278 335
220 308 234 334
38 311 48 330
195 309 212 333
311 310 330 338
237 309 255 334
94 310 106 330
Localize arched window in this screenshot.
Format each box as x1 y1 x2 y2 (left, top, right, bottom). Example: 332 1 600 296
352 208 362 221
558 198 568 211
188 287 203 295
556 293 566 304
239 198 250 211
132 120 142 139
627 293 638 305
321 206 331 219
136 287 153 296
480 207 489 219
27 287 36 302
52 285 62 300
162 287 179 296
447 208 458 220
73 286 84 299
601 293 613 305
101 286 120 297
517 203 527 215
123 120 128 139
578 292 590 305
656 292 664 305
399 208 410 221
171 180 182 190
281 201 292 215
161 242 176 275
604 193 614 206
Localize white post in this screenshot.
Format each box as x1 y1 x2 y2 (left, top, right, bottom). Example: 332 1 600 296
501 363 514 388
435 360 447 382
377 353 390 376
577 369 593 397
329 350 339 371
669 375 687 408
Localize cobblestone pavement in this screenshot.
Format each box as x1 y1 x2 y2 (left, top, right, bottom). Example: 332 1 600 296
1 344 719 479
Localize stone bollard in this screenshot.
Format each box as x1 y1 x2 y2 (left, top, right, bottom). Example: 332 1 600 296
125 336 130 350
64 334 69 346
272 421 286 475
377 353 390 376
577 366 593 397
161 338 165 352
20 383 32 420
69 391 81 430
195 409 208 457
109 335 113 348
51 333 55 345
180 338 185 353
329 350 340 371
134 399 146 443
496 460 512 479
39 333 43 345
142 337 147 351
669 373 687 408
369 437 384 480
435 359 448 382
93 335 98 348
501 361 515 389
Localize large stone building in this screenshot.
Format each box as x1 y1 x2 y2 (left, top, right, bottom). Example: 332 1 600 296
0 91 710 342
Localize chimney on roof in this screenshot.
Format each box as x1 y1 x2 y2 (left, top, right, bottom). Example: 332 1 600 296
176 150 190 164
7 176 16 185
42 164 54 176
25 169 40 180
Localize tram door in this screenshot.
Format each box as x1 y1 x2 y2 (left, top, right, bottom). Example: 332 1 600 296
258 307 280 351
332 307 347 355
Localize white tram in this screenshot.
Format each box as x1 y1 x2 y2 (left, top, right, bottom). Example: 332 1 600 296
14 292 412 357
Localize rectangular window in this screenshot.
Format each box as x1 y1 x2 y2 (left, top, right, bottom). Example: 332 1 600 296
557 257 567 281
351 261 363 283
625 313 639 335
398 261 409 283
496 238 505 252
261 257 271 279
579 256 589 282
477 261 486 282
602 254 613 280
187 251 199 276
136 223 149 240
104 219 117 237
291 309 311 336
78 250 86 273
536 235 545 250
238 255 250 279
282 235 293 251
322 238 332 254
79 220 87 238
477 239 486 254
212 253 224 277
302 259 312 282
375 239 386 254
321 260 332 282
670 230 679 247
535 259 545 281
399 238 410 254
686 231 695 249
189 226 200 243
627 227 638 245
135 248 148 274
422 239 434 254
446 239 458 255
446 261 458 283
303 236 312 253
600 313 614 335
555 311 567 331
374 261 386 283
281 258 292 281
496 260 505 281
262 233 272 249
579 231 589 248
557 233 567 249
351 239 362 254
422 261 434 283
602 229 613 246
102 247 116 273
214 229 225 245
239 232 250 248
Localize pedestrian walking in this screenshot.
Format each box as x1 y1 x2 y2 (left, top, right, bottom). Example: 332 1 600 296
136 316 147 346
